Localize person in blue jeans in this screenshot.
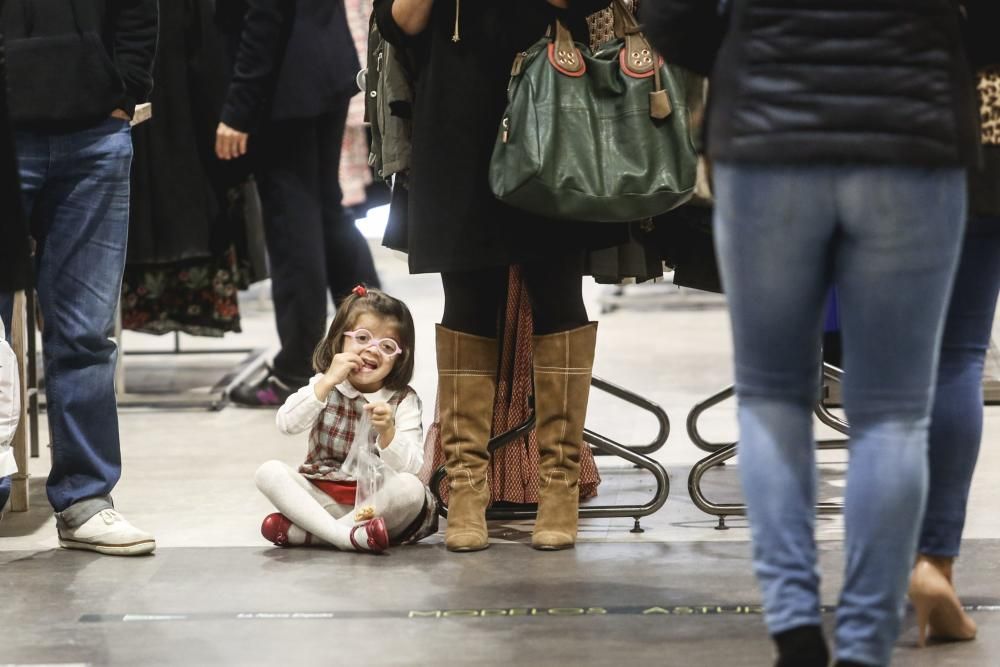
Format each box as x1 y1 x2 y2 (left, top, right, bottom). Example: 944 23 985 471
0 0 158 555
644 1 979 665
908 65 1000 647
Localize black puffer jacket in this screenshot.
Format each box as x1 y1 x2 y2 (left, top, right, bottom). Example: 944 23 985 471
642 0 978 166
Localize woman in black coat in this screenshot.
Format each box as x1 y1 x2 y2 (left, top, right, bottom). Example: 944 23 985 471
0 30 31 294
643 2 977 666
375 0 611 553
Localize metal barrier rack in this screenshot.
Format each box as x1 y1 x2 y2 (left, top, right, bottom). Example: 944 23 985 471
686 363 849 529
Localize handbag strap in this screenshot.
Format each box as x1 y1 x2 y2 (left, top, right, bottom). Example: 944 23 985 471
552 20 585 75
610 0 672 119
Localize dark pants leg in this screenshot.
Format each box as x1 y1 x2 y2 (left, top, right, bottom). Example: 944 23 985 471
317 108 380 301
257 102 380 384
440 253 589 337
0 118 133 524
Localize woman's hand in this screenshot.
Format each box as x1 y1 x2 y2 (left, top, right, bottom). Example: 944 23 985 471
216 122 249 160
366 402 396 447
314 353 364 400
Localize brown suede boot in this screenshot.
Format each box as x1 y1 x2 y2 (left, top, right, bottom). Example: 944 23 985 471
531 322 598 550
437 325 498 552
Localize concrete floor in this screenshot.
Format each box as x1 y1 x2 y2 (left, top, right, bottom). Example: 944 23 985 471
3 242 1000 665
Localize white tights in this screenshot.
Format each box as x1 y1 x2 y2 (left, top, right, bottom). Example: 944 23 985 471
254 460 426 551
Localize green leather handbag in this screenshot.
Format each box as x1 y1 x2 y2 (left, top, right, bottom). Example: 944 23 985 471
489 0 697 223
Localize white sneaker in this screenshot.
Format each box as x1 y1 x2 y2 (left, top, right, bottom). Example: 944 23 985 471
58 508 156 556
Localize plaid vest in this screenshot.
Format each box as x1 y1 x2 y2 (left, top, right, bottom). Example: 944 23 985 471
299 385 414 482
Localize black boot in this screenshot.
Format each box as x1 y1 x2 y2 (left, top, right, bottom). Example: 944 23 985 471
774 625 830 667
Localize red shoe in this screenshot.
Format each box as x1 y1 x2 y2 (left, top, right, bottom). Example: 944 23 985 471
261 513 315 547
350 516 390 554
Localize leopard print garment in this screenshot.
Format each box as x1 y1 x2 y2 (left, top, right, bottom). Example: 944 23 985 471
586 1 637 51
980 69 1000 146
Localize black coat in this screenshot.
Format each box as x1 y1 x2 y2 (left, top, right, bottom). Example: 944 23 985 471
218 0 360 133
962 0 1000 70
0 33 32 292
375 0 623 274
0 0 158 129
642 0 979 167
129 0 236 265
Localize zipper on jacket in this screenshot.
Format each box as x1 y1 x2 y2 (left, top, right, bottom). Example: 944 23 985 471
452 0 461 43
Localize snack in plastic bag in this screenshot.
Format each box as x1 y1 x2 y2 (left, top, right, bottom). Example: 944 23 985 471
339 410 396 523
354 506 376 522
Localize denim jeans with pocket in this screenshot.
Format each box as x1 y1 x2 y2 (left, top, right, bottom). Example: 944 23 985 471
0 117 133 527
713 163 965 666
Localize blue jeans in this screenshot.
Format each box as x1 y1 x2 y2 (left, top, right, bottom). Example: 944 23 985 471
714 163 965 666
919 216 1000 557
0 117 133 527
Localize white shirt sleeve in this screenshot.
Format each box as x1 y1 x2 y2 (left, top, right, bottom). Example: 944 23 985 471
275 374 327 435
377 392 424 476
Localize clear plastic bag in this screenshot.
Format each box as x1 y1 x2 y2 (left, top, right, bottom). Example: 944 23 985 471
340 410 396 523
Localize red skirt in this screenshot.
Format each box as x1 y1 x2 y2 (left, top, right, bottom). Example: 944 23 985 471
310 479 357 505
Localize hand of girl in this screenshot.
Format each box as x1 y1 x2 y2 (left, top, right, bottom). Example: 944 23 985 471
314 352 363 400
366 402 396 447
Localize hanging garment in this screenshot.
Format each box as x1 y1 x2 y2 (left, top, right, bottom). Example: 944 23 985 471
340 0 373 207
419 267 601 504
123 0 264 337
970 69 1000 217
586 222 664 286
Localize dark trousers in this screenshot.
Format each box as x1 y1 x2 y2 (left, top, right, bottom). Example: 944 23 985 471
256 101 380 384
440 253 589 337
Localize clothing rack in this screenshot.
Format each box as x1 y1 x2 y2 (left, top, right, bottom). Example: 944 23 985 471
429 375 672 534
114 320 270 411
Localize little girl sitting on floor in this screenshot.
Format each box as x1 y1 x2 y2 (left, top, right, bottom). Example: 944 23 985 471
255 285 437 553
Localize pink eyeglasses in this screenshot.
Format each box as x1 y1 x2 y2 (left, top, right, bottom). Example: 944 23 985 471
344 329 403 357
